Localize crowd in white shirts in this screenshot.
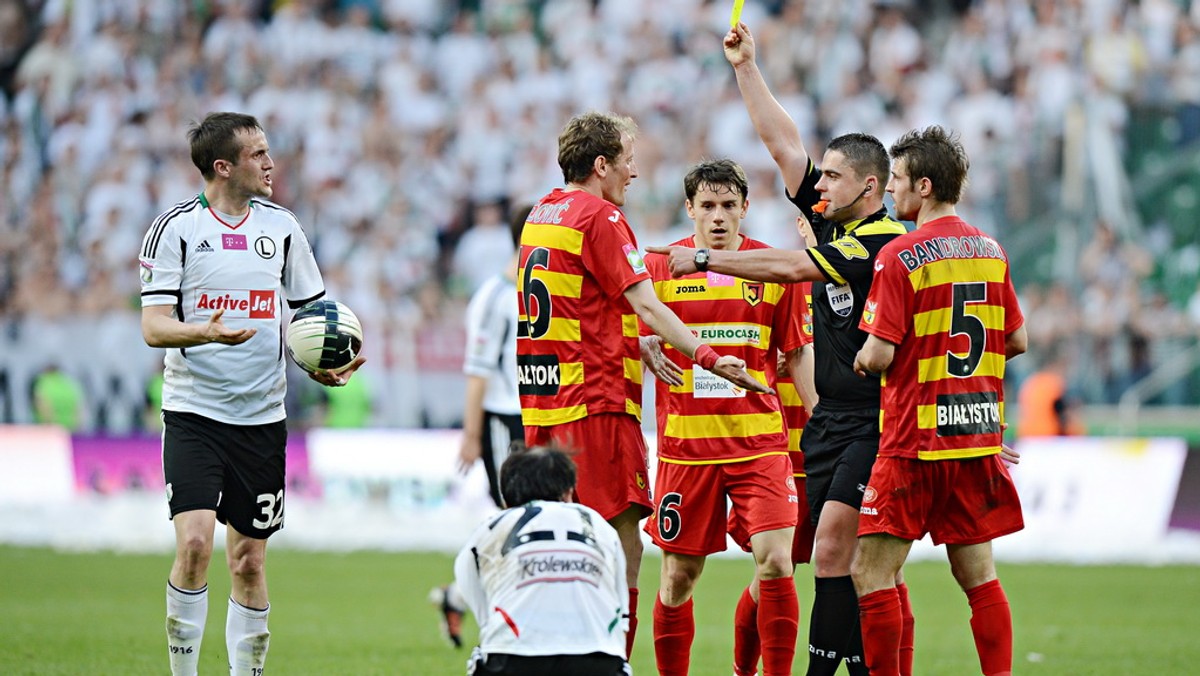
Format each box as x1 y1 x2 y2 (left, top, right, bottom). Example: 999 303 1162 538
2 0 1199 431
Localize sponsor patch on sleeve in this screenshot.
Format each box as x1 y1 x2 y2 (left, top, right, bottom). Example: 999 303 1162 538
623 244 648 275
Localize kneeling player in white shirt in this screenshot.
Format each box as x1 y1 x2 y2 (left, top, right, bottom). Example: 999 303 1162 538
455 446 633 676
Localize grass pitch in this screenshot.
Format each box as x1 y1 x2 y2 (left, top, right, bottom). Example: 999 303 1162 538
1 545 1196 674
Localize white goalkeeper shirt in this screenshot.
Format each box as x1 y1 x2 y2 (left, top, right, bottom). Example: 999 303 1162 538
462 274 520 415
454 500 628 659
139 194 325 425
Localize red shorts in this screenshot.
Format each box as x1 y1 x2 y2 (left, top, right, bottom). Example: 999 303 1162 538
525 414 652 521
729 451 814 564
649 453 797 557
858 455 1024 546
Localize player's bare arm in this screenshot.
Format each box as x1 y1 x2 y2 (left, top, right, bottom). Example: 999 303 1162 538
643 244 823 284
624 280 773 394
640 335 685 387
723 22 811 193
1005 323 1028 360
853 334 896 377
141 306 255 348
787 344 818 416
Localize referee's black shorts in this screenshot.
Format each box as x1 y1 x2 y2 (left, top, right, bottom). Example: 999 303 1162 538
471 652 629 676
162 410 288 538
800 404 880 525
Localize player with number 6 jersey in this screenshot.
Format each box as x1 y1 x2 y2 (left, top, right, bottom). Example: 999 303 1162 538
518 112 769 658
640 159 803 676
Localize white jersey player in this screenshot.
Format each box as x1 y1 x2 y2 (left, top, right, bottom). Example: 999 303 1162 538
455 446 632 676
140 112 364 676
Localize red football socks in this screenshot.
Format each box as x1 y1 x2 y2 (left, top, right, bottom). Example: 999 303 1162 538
732 586 760 676
966 579 1013 676
653 596 694 676
758 577 799 675
627 587 639 659
858 587 902 676
896 582 915 676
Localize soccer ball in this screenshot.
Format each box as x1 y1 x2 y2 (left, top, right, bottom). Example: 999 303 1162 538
286 299 363 374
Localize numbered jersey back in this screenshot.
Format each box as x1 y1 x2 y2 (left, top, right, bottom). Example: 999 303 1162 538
456 500 628 658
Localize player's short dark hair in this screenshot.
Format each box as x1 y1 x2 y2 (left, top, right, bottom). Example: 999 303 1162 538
557 112 637 185
683 159 749 204
188 112 263 181
889 125 970 205
509 203 534 249
827 132 890 187
499 444 576 507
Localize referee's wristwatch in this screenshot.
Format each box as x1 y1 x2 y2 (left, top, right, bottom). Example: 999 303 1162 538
694 248 710 273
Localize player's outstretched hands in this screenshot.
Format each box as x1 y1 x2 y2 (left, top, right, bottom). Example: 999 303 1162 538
723 22 756 67
204 308 256 344
640 335 685 387
644 245 699 278
309 356 366 387
712 355 774 395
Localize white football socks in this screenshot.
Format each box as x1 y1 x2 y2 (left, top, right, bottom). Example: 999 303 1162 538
166 582 208 676
226 597 271 675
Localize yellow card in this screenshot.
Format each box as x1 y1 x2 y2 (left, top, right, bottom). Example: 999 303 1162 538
730 0 745 28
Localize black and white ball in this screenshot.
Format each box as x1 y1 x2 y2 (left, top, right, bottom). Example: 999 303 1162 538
286 299 363 374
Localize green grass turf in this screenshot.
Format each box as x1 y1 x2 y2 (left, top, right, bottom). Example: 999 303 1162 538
1 545 1197 674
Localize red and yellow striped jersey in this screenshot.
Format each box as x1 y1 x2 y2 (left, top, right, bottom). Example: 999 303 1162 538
644 236 804 464
860 216 1024 461
776 282 813 475
517 189 651 427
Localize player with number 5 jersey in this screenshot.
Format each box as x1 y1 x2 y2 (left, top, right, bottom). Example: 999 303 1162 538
852 125 1027 676
518 112 770 658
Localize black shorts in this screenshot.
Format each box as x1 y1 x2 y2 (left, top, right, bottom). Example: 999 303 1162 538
471 652 628 676
162 410 288 538
481 411 523 508
800 404 880 525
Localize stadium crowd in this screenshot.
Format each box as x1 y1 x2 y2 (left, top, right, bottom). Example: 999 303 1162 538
2 0 1199 432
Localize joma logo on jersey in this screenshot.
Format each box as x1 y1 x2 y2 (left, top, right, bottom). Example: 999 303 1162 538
517 354 561 396
696 325 762 346
195 289 275 319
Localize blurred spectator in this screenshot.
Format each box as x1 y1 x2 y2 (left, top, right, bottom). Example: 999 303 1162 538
1017 348 1085 438
1 0 1199 431
32 364 83 431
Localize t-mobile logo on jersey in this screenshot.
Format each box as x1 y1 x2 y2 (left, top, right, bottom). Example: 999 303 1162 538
195 289 275 319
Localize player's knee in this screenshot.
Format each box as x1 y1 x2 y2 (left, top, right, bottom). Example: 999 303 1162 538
177 534 213 569
228 549 266 581
755 549 793 580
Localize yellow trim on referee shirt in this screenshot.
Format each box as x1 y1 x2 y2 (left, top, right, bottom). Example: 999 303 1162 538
808 249 846 286
523 223 584 255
